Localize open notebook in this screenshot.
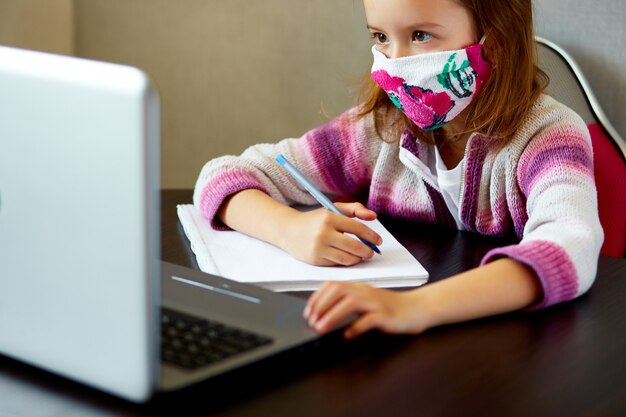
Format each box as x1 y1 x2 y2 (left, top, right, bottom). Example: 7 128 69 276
177 204 428 291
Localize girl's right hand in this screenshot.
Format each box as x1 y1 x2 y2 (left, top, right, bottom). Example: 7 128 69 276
278 202 383 266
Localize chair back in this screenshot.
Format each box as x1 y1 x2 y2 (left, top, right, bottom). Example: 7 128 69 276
536 37 626 258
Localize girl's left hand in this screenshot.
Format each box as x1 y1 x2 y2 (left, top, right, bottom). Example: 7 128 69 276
304 281 429 339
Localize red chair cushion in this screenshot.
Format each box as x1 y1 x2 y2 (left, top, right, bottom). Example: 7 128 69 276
589 123 626 257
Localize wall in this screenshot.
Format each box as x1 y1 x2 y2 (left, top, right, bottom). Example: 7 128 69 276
0 0 74 55
534 0 625 141
74 0 371 188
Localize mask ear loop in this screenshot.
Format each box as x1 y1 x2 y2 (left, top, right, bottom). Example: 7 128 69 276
473 33 495 138
477 33 492 66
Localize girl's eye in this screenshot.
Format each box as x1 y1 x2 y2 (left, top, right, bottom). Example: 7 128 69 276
413 31 432 43
371 32 388 44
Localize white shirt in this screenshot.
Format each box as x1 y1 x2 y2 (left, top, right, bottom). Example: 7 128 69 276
434 146 465 230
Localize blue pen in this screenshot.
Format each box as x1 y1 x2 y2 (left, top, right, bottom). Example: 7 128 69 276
275 154 381 254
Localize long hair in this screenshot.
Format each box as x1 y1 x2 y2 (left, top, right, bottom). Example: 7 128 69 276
356 0 549 146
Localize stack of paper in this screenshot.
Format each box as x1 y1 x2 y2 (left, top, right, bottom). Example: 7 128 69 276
176 204 428 291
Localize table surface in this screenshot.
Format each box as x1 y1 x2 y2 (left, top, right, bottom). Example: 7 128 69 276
1 189 625 417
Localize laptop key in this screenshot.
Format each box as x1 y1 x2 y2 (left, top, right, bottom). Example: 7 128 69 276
161 308 274 371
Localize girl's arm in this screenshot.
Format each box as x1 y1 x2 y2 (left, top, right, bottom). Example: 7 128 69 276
217 189 383 266
304 258 542 339
194 108 381 232
193 108 385 266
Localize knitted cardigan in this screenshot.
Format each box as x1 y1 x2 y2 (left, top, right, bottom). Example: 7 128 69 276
194 94 603 309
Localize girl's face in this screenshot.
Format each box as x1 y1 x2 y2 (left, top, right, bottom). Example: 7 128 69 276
364 0 478 58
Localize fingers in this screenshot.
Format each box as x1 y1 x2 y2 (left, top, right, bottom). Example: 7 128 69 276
305 282 378 333
304 282 416 340
331 233 376 262
307 211 381 264
335 202 378 221
304 281 345 323
344 314 382 339
297 230 372 266
288 207 381 266
316 246 365 267
330 214 383 251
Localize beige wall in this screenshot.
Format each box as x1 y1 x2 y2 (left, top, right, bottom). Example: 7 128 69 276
534 0 626 145
0 0 74 55
74 0 371 189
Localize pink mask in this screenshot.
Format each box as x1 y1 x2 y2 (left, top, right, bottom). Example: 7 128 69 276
371 43 491 130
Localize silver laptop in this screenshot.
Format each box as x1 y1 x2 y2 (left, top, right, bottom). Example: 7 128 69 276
0 46 324 402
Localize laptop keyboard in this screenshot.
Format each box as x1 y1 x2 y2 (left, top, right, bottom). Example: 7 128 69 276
161 308 274 371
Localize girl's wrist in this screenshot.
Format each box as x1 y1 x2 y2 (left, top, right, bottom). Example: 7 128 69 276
404 285 450 333
268 206 302 251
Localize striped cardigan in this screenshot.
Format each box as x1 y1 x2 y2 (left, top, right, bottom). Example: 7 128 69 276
194 94 603 309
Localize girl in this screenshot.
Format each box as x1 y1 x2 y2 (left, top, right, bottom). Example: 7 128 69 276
194 0 603 339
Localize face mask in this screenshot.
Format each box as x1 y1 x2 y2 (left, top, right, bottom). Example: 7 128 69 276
371 42 491 130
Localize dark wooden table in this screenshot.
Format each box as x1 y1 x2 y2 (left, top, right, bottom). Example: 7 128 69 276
1 189 625 417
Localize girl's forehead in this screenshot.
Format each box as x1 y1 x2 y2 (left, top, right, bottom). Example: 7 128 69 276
363 0 472 28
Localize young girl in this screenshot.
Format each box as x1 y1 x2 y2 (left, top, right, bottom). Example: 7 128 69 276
194 0 603 339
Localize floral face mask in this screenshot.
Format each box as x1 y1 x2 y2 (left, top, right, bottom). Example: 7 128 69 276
371 42 491 130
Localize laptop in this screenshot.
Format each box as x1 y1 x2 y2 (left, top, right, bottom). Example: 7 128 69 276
0 45 327 402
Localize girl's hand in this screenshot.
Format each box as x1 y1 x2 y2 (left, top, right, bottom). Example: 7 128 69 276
278 202 383 266
304 281 430 339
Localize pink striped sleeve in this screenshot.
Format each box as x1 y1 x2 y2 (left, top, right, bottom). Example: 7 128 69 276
481 240 579 309
196 170 269 230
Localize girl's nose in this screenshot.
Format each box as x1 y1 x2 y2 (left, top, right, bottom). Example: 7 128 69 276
389 43 412 59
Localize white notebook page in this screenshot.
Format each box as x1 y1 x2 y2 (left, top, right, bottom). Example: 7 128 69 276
177 204 428 291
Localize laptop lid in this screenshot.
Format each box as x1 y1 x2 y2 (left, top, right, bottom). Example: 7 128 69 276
0 46 161 402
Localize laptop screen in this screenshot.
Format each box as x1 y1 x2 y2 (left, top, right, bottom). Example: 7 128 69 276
0 46 161 402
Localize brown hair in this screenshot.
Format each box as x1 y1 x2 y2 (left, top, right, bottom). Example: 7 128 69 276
356 0 549 146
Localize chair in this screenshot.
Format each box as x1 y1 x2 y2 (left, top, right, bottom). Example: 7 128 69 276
536 37 626 258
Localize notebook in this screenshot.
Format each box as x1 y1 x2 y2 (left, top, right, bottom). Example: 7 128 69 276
0 45 332 403
177 204 429 291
